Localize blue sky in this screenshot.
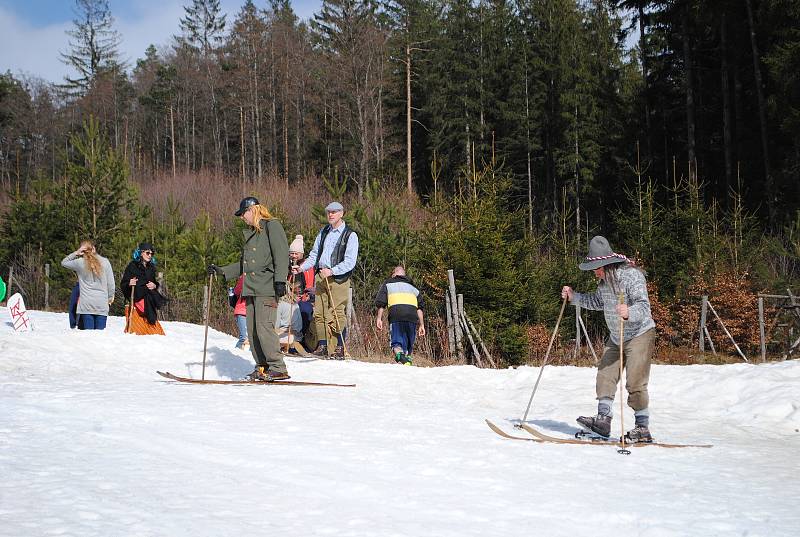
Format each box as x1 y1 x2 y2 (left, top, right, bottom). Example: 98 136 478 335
0 0 323 83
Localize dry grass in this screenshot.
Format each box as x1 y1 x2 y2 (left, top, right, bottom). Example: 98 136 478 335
133 170 333 232
132 170 432 235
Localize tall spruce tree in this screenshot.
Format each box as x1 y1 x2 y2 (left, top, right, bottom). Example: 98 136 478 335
508 0 547 232
179 0 227 171
426 0 482 186
64 117 143 244
382 0 442 195
179 0 227 56
311 0 388 194
60 0 123 95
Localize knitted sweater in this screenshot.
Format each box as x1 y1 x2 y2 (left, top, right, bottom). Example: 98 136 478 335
571 265 655 345
61 253 115 315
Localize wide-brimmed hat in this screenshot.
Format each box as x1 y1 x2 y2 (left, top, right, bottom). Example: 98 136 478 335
578 236 629 271
235 196 259 216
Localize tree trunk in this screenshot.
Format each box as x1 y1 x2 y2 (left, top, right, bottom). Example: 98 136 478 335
638 2 652 161
574 102 580 239
406 42 413 196
524 42 533 234
682 4 696 165
240 106 246 180
744 0 775 225
283 98 289 188
720 11 733 200
170 106 176 179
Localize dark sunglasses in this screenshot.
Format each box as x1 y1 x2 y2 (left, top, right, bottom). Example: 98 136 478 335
142 250 153 255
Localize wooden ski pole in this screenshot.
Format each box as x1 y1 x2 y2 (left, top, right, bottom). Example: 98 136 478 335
324 275 348 357
286 273 296 353
201 273 215 380
617 293 631 455
125 284 135 333
518 296 568 426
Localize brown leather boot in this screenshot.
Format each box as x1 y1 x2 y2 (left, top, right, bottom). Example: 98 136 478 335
265 370 291 381
576 414 612 438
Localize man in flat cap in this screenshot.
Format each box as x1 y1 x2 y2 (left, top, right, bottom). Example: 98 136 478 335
293 201 359 359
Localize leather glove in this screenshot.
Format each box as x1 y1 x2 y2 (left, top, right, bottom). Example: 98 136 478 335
274 281 287 297
207 264 221 276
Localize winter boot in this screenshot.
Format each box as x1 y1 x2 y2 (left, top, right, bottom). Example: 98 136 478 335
311 344 329 358
246 366 268 381
401 354 413 366
576 414 612 438
394 351 405 363
331 345 346 360
265 370 291 381
624 425 653 443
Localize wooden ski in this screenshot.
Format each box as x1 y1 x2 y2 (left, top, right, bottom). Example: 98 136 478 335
157 371 355 388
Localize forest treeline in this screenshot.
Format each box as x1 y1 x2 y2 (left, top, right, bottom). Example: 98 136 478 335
0 0 798 365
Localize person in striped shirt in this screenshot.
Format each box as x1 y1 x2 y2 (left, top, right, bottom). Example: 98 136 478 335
374 266 426 365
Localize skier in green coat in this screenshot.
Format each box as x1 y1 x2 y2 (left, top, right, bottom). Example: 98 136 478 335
209 197 290 381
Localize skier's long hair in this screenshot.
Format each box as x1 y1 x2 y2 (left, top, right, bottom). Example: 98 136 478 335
250 204 275 232
603 262 646 295
80 240 102 277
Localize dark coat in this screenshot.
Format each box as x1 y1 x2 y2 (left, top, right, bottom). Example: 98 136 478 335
220 218 289 298
121 260 167 324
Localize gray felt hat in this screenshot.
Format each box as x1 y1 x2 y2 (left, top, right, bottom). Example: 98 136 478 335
578 236 628 271
325 201 344 212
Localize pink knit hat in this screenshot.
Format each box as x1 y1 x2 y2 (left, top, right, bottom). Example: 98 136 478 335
289 235 304 254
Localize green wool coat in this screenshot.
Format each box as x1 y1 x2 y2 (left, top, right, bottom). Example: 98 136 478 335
220 218 289 298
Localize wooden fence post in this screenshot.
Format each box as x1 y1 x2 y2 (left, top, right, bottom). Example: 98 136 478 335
703 325 717 355
699 295 708 352
445 290 455 356
44 263 50 311
458 293 482 367
157 271 168 320
706 300 748 362
575 303 581 359
464 313 496 368
758 296 766 363
7 267 14 304
577 313 599 363
447 270 464 361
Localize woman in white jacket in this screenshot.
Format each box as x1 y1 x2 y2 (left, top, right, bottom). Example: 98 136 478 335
61 240 115 330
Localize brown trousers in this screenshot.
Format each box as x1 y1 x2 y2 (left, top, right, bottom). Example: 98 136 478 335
314 275 349 345
596 328 655 411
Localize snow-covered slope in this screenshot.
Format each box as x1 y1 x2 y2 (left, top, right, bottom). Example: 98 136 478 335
1 309 798 536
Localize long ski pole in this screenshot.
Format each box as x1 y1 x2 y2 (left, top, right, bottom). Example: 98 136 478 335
286 273 296 352
125 284 135 333
201 273 215 380
617 293 630 455
518 296 568 427
325 275 348 357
